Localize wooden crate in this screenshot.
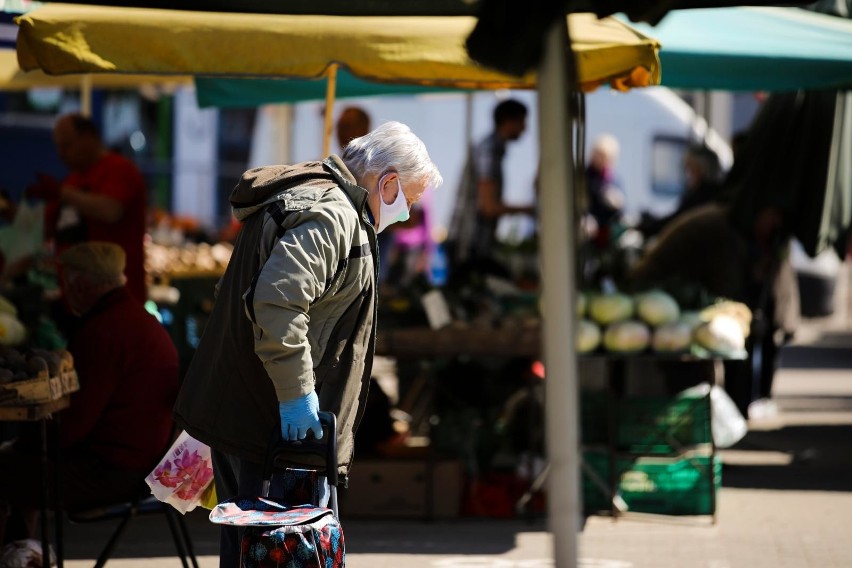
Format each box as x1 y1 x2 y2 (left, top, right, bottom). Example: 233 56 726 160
61 369 80 394
0 372 63 405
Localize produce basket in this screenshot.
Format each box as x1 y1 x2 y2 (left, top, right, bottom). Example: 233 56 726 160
0 348 77 405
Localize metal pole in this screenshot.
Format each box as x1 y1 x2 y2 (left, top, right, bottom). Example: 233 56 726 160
538 15 580 568
80 74 93 117
322 64 338 157
464 92 474 150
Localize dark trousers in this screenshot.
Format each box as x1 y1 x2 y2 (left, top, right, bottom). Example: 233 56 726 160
211 450 262 568
722 285 785 418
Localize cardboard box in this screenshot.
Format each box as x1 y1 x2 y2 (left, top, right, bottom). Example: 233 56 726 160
340 458 462 519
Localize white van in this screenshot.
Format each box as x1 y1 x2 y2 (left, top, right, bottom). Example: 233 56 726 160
583 86 733 223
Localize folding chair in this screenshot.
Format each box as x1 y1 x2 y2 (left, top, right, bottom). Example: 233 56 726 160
66 485 199 568
63 424 200 568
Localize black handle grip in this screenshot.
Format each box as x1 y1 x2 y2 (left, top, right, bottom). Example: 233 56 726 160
264 411 338 489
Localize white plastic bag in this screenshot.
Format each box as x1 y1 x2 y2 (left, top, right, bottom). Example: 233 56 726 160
0 539 55 568
682 383 748 449
709 384 748 448
145 430 215 514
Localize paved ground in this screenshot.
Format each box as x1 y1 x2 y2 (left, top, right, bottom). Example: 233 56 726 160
55 293 852 567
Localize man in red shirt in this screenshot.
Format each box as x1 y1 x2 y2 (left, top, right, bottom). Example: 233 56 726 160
27 113 148 303
0 242 178 544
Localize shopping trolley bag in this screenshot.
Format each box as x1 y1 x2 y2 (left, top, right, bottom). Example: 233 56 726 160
209 411 344 568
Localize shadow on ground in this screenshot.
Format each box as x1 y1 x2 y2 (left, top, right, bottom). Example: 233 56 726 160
60 508 536 561
61 509 219 561
723 423 852 492
781 337 852 368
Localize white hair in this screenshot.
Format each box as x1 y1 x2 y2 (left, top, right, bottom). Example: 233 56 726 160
341 121 443 191
592 133 620 161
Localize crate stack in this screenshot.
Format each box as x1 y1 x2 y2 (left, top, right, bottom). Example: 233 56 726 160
580 389 720 517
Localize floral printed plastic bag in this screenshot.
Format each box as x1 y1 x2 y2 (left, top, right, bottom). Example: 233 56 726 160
146 430 215 514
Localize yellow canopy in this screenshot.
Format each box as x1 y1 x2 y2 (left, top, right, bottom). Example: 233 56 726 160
16 4 660 91
0 49 190 91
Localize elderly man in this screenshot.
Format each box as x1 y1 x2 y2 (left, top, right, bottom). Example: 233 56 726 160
27 114 148 303
0 242 178 545
173 121 442 566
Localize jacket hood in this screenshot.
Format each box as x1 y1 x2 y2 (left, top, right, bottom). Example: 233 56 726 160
230 159 338 221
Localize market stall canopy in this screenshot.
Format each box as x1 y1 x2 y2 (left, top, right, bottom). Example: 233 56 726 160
0 49 190 90
4 0 814 18
15 4 660 92
1 11 190 91
626 6 852 90
194 69 462 109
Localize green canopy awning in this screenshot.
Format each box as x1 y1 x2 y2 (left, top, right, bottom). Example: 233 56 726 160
627 6 852 91
194 69 463 108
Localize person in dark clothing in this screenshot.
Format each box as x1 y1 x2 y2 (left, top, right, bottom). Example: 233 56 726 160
0 242 179 545
639 143 723 238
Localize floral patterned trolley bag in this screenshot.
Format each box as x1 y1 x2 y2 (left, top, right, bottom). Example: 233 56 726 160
209 411 345 568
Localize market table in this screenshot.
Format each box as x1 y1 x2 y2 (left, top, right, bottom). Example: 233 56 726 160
375 325 739 521
375 324 541 358
0 395 70 568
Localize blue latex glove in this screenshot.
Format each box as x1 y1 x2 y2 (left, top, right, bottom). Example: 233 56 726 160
278 391 323 441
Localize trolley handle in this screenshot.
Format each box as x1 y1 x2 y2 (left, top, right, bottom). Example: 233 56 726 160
263 411 338 492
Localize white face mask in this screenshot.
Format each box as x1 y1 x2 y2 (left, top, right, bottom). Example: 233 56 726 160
376 175 410 233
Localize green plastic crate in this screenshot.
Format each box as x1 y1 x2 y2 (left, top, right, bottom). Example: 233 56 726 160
616 394 711 454
582 451 720 515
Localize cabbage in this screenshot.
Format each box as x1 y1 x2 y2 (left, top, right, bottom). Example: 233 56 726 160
694 315 746 355
577 319 601 353
603 320 650 353
700 301 752 338
589 293 634 325
635 290 680 327
652 321 694 353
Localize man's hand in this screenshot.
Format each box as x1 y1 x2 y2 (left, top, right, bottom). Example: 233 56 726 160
26 174 62 201
278 391 323 441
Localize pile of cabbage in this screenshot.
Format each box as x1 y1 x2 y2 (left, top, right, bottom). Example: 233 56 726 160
576 290 751 357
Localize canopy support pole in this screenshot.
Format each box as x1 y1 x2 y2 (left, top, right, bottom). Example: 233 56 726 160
322 64 338 156
538 15 580 568
80 74 93 117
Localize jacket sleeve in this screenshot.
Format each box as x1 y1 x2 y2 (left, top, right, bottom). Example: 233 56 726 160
247 212 345 402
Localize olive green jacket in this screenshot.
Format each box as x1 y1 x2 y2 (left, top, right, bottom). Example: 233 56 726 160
174 156 377 476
